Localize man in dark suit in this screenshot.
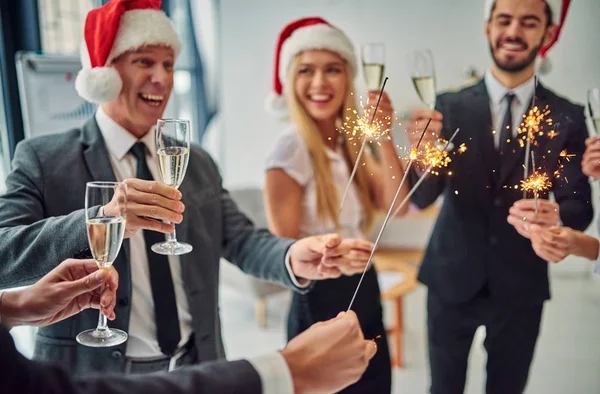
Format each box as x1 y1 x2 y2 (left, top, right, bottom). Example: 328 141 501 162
0 259 377 394
0 0 374 385
405 0 593 393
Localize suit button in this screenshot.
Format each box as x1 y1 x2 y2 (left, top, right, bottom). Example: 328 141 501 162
118 297 129 307
489 235 498 245
493 197 503 207
111 350 123 360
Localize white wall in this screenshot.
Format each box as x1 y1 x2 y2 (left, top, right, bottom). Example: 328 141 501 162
217 0 600 189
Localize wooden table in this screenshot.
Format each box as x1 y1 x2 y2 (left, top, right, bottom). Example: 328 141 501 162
374 248 423 368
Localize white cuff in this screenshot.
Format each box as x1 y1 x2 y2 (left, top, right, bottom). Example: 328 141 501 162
248 352 294 394
285 247 311 289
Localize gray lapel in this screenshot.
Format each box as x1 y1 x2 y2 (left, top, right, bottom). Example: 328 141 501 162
80 118 117 183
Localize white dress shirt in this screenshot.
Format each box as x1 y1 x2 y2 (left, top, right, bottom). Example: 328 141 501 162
484 70 536 149
95 108 193 358
95 108 294 393
265 126 365 240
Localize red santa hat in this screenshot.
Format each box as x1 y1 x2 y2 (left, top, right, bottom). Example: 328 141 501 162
484 0 572 74
75 0 181 104
266 17 357 117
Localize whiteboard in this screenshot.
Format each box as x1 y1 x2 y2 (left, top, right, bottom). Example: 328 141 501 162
15 51 97 139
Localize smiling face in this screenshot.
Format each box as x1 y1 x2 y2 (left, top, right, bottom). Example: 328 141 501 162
485 0 556 73
102 45 175 137
293 50 349 125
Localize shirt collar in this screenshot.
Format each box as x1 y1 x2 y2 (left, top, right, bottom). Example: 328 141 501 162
95 106 156 161
484 69 536 107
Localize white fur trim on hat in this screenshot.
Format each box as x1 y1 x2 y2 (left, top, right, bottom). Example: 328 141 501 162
484 0 561 23
108 9 182 63
278 24 356 91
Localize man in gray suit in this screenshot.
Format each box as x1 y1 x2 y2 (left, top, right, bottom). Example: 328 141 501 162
0 0 374 387
1 259 377 394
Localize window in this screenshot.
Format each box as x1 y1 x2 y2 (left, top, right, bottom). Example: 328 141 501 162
38 0 98 55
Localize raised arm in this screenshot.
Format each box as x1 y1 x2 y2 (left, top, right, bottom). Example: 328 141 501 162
0 142 89 288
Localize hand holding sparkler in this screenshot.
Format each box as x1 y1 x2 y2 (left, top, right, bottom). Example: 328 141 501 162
507 198 559 239
281 310 376 394
530 224 600 263
405 108 443 149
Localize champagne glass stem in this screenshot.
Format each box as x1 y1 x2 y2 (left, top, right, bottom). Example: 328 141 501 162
167 224 177 243
96 310 109 334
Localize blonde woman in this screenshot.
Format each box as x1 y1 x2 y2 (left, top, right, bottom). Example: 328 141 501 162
263 17 409 393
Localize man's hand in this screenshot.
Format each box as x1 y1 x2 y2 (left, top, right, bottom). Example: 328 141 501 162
529 225 575 263
281 310 377 394
104 178 185 238
581 136 600 179
507 199 560 238
288 234 374 280
0 259 118 328
405 108 443 148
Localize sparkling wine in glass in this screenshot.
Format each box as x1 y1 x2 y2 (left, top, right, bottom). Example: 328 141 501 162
408 49 452 150
76 181 128 347
408 49 436 110
588 88 600 135
152 118 192 255
361 43 385 91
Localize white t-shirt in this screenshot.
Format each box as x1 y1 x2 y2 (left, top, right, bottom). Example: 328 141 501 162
265 127 365 240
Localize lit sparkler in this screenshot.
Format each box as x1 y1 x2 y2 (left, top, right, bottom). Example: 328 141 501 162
520 152 552 215
338 78 390 216
347 128 460 312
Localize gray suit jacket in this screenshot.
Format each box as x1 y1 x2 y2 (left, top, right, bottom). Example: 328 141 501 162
0 117 299 376
2 324 262 394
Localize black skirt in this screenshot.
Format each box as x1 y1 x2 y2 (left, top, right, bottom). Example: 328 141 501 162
287 266 392 394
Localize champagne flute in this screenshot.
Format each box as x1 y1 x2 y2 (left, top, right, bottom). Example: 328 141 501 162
361 43 385 91
151 118 192 255
408 49 436 109
588 88 600 135
76 181 128 347
407 49 452 150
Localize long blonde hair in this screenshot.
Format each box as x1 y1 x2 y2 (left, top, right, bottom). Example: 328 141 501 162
284 55 376 233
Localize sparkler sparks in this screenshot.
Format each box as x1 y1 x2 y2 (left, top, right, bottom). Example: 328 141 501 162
520 172 552 195
338 78 389 216
516 105 554 148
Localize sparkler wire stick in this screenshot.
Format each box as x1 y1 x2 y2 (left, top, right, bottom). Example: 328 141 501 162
346 128 460 312
531 150 538 215
338 78 389 217
523 76 538 198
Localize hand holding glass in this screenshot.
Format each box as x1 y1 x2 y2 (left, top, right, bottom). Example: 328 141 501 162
76 181 127 347
152 118 192 255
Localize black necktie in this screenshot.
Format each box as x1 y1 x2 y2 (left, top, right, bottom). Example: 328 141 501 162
130 142 181 356
498 93 516 155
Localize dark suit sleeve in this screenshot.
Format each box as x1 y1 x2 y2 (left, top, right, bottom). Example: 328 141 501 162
0 141 89 289
2 326 261 394
408 94 449 209
202 153 307 292
555 106 593 231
